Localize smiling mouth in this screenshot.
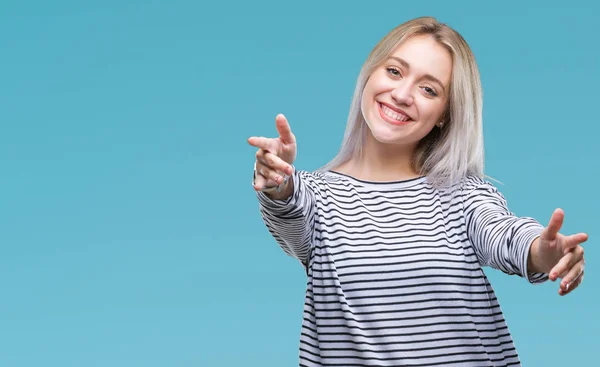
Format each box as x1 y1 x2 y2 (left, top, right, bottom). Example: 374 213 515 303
378 103 413 124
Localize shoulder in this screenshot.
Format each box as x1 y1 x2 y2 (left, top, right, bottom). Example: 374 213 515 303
293 168 355 195
296 168 341 184
462 175 489 193
453 175 511 212
434 174 506 203
455 175 501 196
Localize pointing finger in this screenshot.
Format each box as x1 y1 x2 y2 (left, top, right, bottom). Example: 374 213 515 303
247 136 278 152
563 232 589 253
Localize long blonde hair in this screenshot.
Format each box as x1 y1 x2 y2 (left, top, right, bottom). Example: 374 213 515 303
319 16 484 188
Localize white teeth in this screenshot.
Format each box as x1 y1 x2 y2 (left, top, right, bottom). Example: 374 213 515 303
381 104 410 122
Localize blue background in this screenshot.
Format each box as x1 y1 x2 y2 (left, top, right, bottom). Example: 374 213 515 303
1 0 598 366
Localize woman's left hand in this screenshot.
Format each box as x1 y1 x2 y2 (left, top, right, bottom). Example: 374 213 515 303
530 208 588 296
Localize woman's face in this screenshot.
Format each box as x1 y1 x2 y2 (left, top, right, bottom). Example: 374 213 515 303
361 34 453 148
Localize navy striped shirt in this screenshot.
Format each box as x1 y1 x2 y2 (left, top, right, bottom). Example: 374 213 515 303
256 168 548 367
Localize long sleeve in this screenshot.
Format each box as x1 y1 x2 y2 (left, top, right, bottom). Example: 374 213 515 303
256 167 318 269
463 178 548 284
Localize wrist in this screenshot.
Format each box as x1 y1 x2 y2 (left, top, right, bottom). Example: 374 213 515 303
527 237 547 274
264 176 293 200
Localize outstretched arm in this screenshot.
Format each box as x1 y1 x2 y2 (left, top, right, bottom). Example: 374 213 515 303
464 180 548 284
247 114 317 268
465 179 588 296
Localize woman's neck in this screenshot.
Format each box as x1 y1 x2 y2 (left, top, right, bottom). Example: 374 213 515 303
335 131 421 182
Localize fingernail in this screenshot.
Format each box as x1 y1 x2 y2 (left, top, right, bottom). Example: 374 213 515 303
566 283 570 290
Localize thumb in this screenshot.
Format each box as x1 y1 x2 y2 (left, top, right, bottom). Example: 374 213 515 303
542 208 564 241
275 114 296 145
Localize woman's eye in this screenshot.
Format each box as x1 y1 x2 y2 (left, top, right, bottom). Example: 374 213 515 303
423 86 438 97
386 67 401 77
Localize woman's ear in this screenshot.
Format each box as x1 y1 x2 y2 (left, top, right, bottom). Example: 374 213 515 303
438 107 450 129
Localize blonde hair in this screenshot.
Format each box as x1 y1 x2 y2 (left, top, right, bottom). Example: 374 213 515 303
319 16 484 188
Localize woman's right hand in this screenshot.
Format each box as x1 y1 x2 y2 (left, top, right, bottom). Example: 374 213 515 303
247 114 297 193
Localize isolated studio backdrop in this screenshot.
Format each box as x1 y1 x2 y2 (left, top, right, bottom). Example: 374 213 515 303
1 1 598 366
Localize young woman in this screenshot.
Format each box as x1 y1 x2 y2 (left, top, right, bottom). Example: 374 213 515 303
247 16 587 367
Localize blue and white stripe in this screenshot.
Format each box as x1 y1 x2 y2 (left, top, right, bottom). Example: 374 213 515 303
257 169 547 367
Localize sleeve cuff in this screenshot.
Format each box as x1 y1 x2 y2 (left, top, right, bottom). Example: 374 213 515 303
520 224 549 284
255 166 302 213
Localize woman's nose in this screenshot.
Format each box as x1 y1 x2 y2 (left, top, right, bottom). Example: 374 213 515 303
391 83 414 106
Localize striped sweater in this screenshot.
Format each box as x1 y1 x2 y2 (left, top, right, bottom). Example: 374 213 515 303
256 168 548 367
